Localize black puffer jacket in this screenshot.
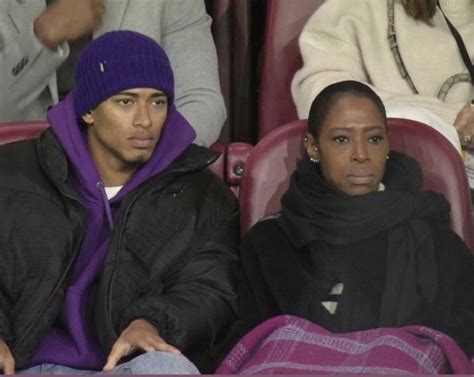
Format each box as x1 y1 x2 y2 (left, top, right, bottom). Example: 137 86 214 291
0 131 240 372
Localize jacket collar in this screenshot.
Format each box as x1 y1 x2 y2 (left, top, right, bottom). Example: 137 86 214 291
36 131 220 198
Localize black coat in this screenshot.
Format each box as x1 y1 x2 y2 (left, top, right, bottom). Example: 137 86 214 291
238 208 474 357
236 153 474 358
0 131 240 372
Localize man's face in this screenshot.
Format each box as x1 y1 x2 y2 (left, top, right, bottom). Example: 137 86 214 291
306 95 389 196
83 88 168 178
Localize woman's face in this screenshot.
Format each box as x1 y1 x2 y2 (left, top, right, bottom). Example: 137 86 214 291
306 95 389 196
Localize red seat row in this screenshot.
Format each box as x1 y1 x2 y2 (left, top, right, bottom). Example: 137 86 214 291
0 119 472 251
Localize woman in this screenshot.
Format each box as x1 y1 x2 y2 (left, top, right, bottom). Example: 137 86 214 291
291 0 473 167
218 81 474 374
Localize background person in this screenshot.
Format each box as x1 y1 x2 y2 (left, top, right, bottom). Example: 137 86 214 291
0 0 225 146
291 0 473 152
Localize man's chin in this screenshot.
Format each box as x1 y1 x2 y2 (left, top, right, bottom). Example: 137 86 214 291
125 154 152 166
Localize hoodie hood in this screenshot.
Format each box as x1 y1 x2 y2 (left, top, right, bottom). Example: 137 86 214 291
47 92 196 205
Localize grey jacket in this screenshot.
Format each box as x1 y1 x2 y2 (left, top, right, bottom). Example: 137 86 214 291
0 0 226 146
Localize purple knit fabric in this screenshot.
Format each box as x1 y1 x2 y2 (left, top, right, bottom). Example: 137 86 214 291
73 30 174 117
29 91 195 369
217 315 474 374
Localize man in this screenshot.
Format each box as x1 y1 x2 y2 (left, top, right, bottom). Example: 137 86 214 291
0 30 239 374
0 0 225 146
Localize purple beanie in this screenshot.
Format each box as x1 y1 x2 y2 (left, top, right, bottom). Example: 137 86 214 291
73 30 174 117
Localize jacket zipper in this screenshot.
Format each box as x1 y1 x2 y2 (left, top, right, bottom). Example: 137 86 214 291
102 175 173 340
102 165 202 341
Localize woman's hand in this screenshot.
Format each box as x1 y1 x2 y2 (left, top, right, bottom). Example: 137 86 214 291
454 103 474 148
0 340 15 375
102 319 181 372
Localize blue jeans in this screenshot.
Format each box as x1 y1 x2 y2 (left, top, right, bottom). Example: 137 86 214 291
19 351 200 374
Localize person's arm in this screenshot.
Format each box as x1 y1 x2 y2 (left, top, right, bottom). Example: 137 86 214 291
0 1 68 121
291 0 464 125
428 228 474 357
33 0 104 51
161 0 226 147
117 180 239 353
454 104 474 148
239 224 282 324
444 235 474 358
0 0 104 121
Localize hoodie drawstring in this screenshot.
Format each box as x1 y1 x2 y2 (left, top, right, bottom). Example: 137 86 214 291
97 182 114 230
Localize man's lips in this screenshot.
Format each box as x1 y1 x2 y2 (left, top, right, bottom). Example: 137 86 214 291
129 135 154 148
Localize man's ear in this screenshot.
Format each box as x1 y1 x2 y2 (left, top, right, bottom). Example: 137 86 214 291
304 133 320 162
82 112 94 126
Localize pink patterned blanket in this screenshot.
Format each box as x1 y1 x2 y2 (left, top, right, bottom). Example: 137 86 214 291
216 315 473 374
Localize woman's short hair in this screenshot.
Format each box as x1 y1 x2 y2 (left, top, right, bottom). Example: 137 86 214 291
308 80 386 140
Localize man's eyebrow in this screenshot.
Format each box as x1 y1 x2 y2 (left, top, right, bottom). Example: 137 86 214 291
114 91 166 97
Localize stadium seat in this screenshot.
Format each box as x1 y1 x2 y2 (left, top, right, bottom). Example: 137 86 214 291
258 0 324 139
0 120 49 145
226 142 253 196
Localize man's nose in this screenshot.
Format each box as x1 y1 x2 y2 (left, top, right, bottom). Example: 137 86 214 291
133 103 151 128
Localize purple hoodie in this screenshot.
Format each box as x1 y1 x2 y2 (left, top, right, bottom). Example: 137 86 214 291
29 93 196 369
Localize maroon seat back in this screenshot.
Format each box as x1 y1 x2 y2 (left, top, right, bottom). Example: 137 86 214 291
240 118 473 251
0 120 50 145
258 0 324 139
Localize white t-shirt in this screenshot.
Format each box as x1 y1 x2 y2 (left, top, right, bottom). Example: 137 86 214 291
104 186 123 199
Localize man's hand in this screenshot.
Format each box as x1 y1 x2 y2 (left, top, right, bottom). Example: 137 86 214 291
102 319 181 372
454 103 474 148
0 340 15 375
33 0 105 50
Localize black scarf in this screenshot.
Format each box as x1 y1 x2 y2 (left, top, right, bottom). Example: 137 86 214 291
278 151 451 327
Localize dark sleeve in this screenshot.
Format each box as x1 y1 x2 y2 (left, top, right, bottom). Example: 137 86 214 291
161 0 225 146
204 221 285 371
239 223 283 325
430 228 474 357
